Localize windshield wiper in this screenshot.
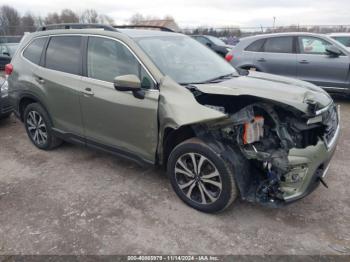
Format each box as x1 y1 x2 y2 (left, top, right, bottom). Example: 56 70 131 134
181 73 236 85
205 73 236 83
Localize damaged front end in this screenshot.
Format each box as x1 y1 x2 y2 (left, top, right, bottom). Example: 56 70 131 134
191 99 340 206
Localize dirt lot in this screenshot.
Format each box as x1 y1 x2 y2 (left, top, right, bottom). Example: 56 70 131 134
0 98 349 256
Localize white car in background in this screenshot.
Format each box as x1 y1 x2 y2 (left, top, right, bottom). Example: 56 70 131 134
329 33 350 50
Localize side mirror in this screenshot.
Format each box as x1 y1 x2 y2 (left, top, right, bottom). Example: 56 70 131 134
326 46 342 57
206 42 212 48
114 74 145 99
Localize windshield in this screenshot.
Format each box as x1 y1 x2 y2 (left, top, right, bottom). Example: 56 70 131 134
136 35 237 84
332 36 350 47
206 35 226 46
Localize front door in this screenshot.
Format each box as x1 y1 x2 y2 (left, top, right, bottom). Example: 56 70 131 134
296 36 350 89
79 36 159 163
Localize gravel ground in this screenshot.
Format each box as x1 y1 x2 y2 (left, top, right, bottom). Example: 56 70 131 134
0 98 349 255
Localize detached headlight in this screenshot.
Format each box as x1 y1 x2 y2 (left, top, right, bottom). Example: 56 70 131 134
1 80 9 98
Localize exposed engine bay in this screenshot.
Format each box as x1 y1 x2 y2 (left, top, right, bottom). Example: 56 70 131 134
189 91 339 205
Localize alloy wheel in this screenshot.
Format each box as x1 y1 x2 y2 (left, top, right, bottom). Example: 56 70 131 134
26 111 48 146
174 153 222 205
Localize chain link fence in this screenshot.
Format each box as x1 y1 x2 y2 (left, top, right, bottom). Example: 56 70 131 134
182 25 350 37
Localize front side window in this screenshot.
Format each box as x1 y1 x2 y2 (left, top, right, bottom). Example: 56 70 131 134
45 36 82 75
263 37 293 53
87 37 141 83
23 37 47 65
298 37 331 55
136 35 237 85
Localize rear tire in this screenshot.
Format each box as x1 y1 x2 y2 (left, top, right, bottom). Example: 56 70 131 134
167 138 238 213
24 103 62 150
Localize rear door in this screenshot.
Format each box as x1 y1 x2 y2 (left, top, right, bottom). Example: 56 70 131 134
35 35 84 136
79 36 159 163
255 36 297 78
296 36 350 88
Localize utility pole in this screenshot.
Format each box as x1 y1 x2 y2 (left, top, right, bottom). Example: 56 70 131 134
273 16 276 31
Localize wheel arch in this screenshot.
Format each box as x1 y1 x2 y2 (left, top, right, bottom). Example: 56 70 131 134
160 125 196 168
18 93 50 122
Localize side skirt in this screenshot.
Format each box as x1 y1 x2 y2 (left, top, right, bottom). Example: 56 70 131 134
52 128 154 167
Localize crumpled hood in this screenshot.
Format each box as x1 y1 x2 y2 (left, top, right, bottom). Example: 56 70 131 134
194 71 332 113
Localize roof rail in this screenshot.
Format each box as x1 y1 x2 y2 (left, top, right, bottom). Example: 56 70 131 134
37 23 118 32
113 25 174 32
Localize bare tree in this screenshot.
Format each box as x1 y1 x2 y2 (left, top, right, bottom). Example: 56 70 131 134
129 13 144 24
98 14 114 25
44 12 61 24
21 13 35 33
80 9 99 24
60 9 79 23
0 5 21 35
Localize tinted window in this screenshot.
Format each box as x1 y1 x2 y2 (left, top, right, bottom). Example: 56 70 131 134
45 36 82 75
263 37 293 53
245 39 265 52
23 37 47 65
206 36 226 46
87 37 140 83
194 36 211 45
298 36 331 54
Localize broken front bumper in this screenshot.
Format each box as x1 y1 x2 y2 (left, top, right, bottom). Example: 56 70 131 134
281 110 340 203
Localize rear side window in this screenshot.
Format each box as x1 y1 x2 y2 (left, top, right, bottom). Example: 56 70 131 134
263 37 293 53
23 37 47 65
245 39 265 52
45 36 82 75
194 36 211 46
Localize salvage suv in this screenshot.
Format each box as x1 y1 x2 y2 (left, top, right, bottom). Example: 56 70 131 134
6 24 340 213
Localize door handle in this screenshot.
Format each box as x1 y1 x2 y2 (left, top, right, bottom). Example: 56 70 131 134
35 77 45 84
82 87 94 96
299 60 310 64
258 58 266 62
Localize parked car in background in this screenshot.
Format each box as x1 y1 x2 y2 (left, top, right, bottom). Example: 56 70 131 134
226 32 350 94
0 74 13 119
329 33 350 50
0 43 19 70
7 24 339 213
192 35 234 57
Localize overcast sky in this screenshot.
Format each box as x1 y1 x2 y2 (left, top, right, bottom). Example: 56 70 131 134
10 0 350 28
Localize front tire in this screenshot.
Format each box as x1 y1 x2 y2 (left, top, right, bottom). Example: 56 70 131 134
24 103 62 150
167 138 238 213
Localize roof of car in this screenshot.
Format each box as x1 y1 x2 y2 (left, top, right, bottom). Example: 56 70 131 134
240 32 330 41
118 29 182 38
28 27 183 40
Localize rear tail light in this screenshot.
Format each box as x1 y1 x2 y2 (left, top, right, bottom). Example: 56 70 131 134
5 64 13 76
225 53 233 62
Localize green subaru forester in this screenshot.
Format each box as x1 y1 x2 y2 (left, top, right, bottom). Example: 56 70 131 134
6 24 340 213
